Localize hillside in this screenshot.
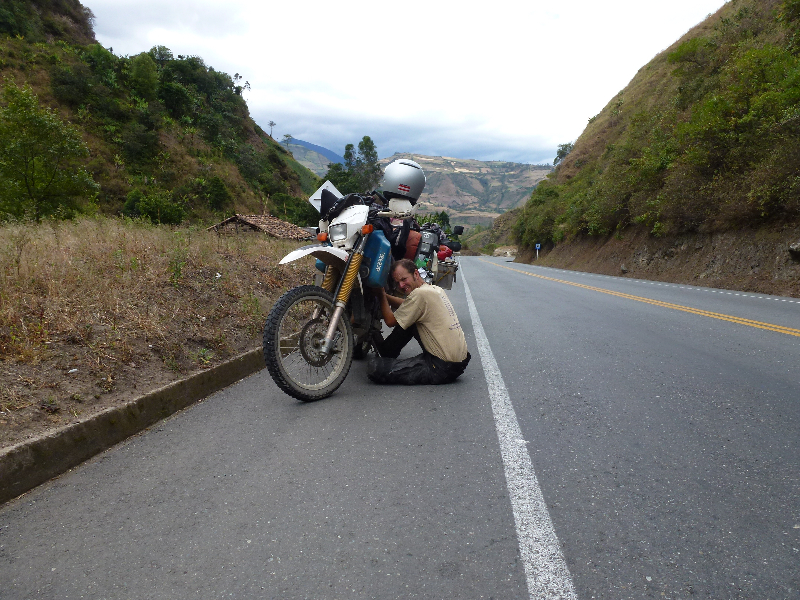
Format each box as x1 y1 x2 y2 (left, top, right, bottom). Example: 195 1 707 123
460 208 521 255
380 153 551 228
1 0 95 45
0 216 315 450
0 1 324 449
500 0 800 296
514 0 799 251
0 0 320 226
518 223 800 297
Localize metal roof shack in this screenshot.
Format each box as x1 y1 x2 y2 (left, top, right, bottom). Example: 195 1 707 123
207 214 315 240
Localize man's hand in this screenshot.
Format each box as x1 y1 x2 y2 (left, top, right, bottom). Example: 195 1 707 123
377 287 399 327
383 289 404 309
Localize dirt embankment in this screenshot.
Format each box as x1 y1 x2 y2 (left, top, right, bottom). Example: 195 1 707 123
516 224 800 298
0 219 315 450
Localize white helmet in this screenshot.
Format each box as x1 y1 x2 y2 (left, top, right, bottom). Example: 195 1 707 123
380 159 426 204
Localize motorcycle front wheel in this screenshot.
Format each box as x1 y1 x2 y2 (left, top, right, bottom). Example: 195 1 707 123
263 285 353 401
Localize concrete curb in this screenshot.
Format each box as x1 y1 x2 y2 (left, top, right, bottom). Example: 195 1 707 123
0 348 265 506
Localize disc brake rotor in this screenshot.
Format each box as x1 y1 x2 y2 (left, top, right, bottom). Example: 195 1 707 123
299 318 334 367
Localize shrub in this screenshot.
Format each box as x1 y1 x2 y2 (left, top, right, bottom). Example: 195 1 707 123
271 193 318 226
129 53 159 100
122 189 145 217
159 81 192 119
50 63 92 106
123 189 184 224
203 176 231 210
0 80 98 222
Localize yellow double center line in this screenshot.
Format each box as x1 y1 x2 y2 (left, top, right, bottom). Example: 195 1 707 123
481 259 800 338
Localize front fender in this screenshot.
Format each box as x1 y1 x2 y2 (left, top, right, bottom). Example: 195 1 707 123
279 244 349 272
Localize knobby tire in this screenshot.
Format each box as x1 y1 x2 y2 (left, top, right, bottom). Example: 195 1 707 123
262 285 353 401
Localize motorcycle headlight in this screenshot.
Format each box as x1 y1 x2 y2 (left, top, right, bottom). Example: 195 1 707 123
329 223 348 243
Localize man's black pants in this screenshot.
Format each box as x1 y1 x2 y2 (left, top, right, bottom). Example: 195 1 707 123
367 324 470 385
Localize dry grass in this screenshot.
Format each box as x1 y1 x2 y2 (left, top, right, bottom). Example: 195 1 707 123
0 216 315 447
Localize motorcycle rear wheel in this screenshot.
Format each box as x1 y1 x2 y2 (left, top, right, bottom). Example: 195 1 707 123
263 285 353 401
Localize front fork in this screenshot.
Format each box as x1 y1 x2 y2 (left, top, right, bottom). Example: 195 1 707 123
319 233 369 356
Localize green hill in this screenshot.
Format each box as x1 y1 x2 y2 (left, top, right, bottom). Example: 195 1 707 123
0 0 320 226
0 0 95 45
514 0 800 249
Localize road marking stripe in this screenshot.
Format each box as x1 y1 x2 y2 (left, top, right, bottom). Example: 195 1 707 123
461 267 577 600
481 260 800 338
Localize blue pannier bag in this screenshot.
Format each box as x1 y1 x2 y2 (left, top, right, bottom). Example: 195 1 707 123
362 230 391 288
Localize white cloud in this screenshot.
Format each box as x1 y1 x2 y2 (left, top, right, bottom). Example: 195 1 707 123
87 0 727 163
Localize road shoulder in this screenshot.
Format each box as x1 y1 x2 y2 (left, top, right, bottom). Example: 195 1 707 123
0 348 264 505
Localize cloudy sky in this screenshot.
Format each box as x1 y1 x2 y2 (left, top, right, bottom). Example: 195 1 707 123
87 0 727 164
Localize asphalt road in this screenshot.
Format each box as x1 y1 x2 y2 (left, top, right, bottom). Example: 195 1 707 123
1 256 798 599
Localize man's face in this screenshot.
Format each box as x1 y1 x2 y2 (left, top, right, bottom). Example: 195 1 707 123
392 265 422 295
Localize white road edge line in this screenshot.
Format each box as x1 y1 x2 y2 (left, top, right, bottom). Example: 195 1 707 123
461 267 577 600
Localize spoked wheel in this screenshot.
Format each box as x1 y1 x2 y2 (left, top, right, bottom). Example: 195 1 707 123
263 285 353 401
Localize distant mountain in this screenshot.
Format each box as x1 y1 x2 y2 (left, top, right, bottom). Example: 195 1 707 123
286 139 344 176
380 153 552 227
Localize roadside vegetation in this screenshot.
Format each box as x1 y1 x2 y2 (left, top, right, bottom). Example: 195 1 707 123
0 216 313 447
515 0 800 249
0 1 359 446
461 210 520 255
0 1 319 226
322 136 383 194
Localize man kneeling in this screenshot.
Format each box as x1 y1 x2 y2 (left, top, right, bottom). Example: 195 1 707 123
368 259 470 385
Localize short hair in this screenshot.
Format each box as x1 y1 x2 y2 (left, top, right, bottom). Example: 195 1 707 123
390 258 417 278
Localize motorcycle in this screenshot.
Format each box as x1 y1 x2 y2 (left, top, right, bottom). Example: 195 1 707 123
262 181 462 401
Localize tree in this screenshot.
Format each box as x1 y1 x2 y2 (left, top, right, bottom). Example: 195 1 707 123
0 81 98 222
268 120 276 137
203 176 231 210
355 135 382 191
122 188 185 224
553 142 574 166
148 45 174 67
283 133 293 148
322 135 383 194
232 73 250 96
417 210 451 231
129 52 159 100
322 162 355 194
343 143 356 172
